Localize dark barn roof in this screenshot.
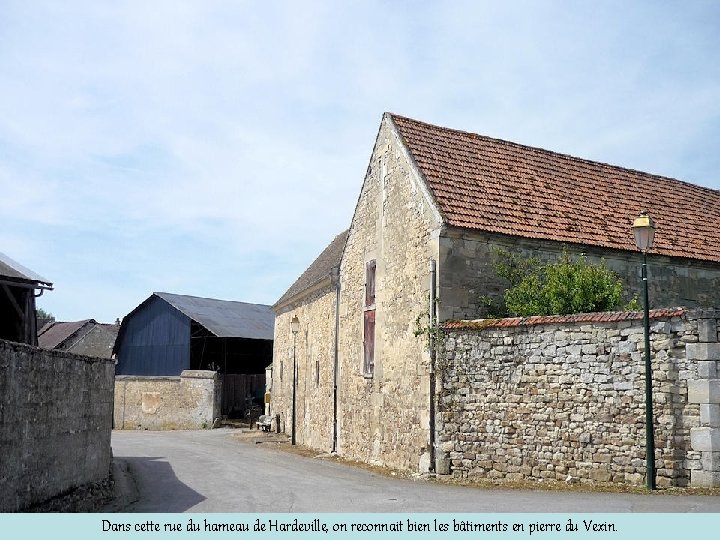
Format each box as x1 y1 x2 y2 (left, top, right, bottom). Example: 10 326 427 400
0 251 52 288
154 292 274 339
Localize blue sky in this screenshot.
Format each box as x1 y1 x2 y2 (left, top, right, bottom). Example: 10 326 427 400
1 1 718 323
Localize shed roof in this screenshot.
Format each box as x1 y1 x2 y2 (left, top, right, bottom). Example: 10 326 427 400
274 230 348 309
389 113 720 264
38 319 94 349
154 292 274 339
0 251 53 287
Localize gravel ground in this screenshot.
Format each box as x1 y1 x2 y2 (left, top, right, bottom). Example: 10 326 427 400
24 477 115 513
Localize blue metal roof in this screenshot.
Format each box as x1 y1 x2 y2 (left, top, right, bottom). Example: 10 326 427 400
154 292 274 340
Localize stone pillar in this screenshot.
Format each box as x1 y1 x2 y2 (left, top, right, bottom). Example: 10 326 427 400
687 314 720 487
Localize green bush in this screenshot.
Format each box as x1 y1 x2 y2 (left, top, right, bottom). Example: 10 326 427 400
480 248 632 317
504 252 624 316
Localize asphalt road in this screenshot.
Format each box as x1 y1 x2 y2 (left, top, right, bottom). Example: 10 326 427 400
111 429 720 513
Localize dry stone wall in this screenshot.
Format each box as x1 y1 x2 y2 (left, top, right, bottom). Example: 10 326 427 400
0 339 114 511
114 370 220 430
437 309 720 487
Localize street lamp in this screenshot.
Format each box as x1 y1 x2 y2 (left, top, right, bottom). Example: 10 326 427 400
291 315 300 446
632 210 656 490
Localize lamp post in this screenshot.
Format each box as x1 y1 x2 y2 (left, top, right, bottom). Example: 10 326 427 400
290 315 299 446
632 210 656 490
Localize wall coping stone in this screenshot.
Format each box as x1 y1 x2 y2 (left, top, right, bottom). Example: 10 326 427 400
443 308 687 330
180 370 218 379
115 375 180 382
692 309 720 319
0 337 115 365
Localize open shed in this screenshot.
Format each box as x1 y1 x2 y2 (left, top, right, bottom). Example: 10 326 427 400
0 252 53 345
114 292 274 416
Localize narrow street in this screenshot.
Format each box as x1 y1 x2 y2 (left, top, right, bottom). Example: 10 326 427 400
111 429 720 513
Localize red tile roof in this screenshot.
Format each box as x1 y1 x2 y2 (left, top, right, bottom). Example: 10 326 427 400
389 114 720 264
443 308 687 330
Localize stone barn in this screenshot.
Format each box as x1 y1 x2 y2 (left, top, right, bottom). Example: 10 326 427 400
270 113 720 481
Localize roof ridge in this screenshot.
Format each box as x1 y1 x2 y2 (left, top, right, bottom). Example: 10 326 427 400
387 112 719 196
154 291 269 308
388 113 720 263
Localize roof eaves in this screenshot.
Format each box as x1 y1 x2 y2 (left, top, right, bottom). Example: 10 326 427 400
273 274 334 313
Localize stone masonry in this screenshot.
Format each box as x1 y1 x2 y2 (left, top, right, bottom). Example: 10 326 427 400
0 339 114 511
273 287 337 451
439 229 720 322
438 309 719 488
114 370 221 430
686 311 720 486
335 116 441 472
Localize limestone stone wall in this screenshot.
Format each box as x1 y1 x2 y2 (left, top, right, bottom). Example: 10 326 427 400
114 370 220 430
439 229 720 321
0 339 114 512
438 309 720 487
687 313 720 486
272 287 337 451
336 115 443 471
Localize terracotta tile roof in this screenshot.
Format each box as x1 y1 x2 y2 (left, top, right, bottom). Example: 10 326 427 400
274 230 348 309
389 114 720 264
443 308 687 330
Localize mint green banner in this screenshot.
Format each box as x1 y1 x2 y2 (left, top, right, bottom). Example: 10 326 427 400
1 513 717 539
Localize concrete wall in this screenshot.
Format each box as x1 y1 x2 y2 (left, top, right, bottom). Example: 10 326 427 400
437 309 720 487
114 370 221 430
0 339 114 512
439 229 720 321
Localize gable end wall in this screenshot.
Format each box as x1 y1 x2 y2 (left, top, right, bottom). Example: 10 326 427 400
337 115 443 471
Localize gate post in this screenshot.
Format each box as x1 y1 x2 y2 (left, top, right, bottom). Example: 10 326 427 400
687 312 720 487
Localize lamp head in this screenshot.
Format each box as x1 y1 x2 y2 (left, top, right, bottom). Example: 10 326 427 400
632 211 656 252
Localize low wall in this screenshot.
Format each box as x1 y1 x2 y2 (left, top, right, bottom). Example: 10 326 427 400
114 370 221 430
0 339 115 512
437 308 720 488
